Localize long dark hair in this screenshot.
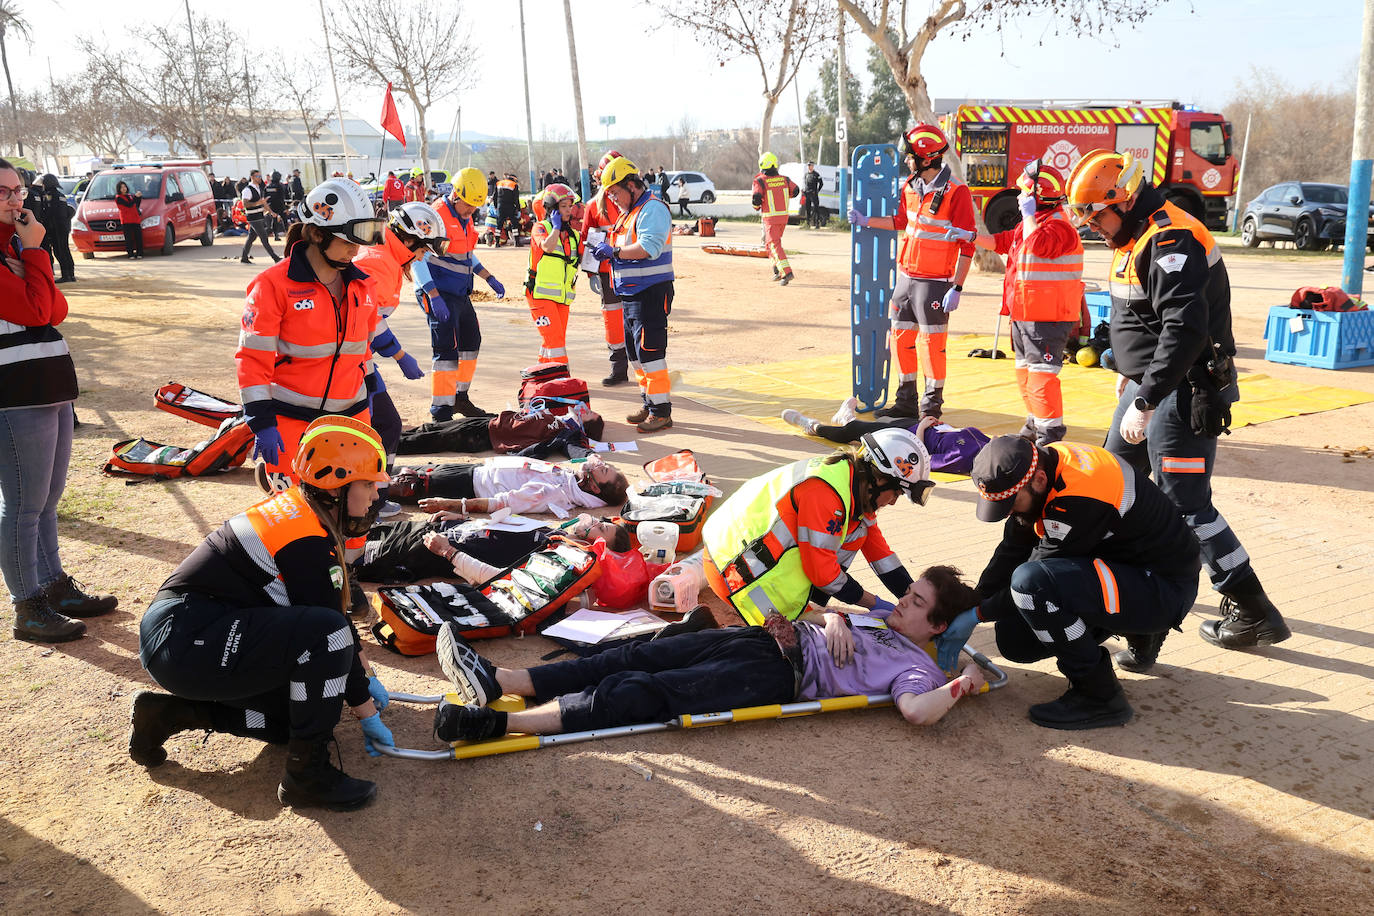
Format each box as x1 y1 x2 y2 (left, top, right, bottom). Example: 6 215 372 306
823 447 886 516
284 221 329 255
116 181 129 195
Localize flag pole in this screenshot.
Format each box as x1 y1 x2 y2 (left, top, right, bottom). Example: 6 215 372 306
377 134 385 186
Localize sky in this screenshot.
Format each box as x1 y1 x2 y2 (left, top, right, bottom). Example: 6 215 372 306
4 0 1363 145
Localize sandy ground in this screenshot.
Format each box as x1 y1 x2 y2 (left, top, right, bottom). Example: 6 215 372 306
1 222 1372 915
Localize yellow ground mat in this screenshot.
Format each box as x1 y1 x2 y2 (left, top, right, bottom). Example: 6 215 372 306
675 335 1374 479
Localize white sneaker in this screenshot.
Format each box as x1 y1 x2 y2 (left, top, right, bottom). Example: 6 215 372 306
780 409 818 435
832 397 859 425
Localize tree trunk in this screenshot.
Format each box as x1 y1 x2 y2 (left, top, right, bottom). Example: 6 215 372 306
302 115 318 188
0 34 21 157
562 0 591 199
415 99 431 188
759 98 777 158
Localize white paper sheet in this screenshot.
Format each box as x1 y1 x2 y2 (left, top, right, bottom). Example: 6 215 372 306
542 608 667 644
587 439 639 453
580 230 607 272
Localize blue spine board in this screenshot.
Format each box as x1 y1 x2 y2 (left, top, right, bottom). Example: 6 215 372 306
850 145 900 412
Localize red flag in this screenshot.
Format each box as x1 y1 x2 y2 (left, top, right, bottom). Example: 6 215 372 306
380 83 406 148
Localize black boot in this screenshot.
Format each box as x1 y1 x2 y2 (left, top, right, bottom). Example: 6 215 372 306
128 690 215 767
1199 591 1291 649
348 580 370 617
12 597 85 643
430 405 455 423
1029 651 1134 730
651 606 717 641
452 392 492 418
278 736 377 811
43 575 118 618
874 381 920 419
1114 631 1167 673
602 350 629 387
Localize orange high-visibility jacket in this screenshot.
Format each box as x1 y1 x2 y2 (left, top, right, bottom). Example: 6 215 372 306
237 244 379 424
992 208 1084 322
582 191 621 277
352 227 420 317
891 175 976 279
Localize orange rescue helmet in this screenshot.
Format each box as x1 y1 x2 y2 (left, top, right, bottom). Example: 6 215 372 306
1017 159 1068 205
1065 149 1144 225
292 415 390 489
899 124 949 163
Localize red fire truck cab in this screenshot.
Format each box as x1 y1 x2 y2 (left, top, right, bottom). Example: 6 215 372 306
938 101 1236 233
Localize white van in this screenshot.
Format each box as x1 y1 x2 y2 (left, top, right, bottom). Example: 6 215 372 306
779 162 840 221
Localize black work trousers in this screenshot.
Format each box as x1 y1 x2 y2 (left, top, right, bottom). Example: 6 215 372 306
121 223 144 257
138 593 357 743
241 217 279 261
529 627 795 732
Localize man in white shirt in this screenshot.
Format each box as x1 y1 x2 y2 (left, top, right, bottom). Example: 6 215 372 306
391 454 629 518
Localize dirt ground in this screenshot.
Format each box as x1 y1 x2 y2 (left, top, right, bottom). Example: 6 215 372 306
1 221 1372 915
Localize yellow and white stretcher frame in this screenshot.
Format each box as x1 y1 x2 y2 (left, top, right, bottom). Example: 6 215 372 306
377 647 1007 762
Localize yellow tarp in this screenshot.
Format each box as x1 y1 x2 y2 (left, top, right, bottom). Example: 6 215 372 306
675 335 1374 477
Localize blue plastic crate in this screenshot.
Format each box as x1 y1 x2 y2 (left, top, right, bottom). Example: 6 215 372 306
1264 306 1374 370
1084 290 1112 328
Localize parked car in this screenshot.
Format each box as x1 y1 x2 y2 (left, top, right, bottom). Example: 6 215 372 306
659 170 716 204
1239 181 1374 251
778 162 839 222
56 176 83 211
72 163 218 257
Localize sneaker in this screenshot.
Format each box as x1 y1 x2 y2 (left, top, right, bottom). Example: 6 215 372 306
626 406 650 424
1199 593 1291 649
637 415 673 433
436 622 501 706
831 397 859 425
651 606 717 642
430 406 455 423
1028 685 1134 730
376 500 403 520
433 698 507 743
11 597 85 643
780 409 818 435
1114 631 1167 673
44 575 118 617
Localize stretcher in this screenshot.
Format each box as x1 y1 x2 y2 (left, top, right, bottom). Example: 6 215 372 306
849 144 899 412
701 244 770 258
376 646 1006 761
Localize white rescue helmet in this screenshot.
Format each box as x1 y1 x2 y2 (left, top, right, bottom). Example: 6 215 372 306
389 201 448 255
297 178 385 245
860 428 934 505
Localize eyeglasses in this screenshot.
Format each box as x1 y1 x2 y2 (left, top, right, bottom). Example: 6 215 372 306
0 186 28 202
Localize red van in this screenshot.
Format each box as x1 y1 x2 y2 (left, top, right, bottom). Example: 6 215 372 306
73 161 218 258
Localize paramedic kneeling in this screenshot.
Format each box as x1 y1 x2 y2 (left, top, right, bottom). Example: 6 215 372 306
431 566 984 740
130 417 395 812
945 436 1200 731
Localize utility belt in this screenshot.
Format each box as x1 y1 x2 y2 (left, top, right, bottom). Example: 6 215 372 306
1183 337 1237 439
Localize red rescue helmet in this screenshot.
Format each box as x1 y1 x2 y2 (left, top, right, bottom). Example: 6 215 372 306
534 182 576 222
593 149 623 183
899 124 949 164
1016 159 1068 205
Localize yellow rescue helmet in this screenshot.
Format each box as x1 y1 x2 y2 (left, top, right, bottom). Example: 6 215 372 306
758 151 779 170
600 156 639 189
452 166 487 207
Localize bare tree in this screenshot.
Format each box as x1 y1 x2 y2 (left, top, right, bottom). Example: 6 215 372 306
53 73 137 160
0 0 30 156
279 62 332 185
14 89 62 167
666 0 829 157
836 1 1160 269
331 0 478 188
80 15 269 159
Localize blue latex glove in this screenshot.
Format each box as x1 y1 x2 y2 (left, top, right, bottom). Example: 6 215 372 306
423 291 450 323
868 598 896 618
847 207 870 228
935 607 979 674
359 712 394 757
591 240 616 261
252 426 285 465
1018 193 1038 220
942 226 975 242
940 287 962 313
395 351 424 380
367 675 389 710
549 210 563 232
485 275 505 297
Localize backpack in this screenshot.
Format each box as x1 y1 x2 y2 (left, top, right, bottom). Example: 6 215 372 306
1289 286 1367 312
154 382 243 427
103 417 254 480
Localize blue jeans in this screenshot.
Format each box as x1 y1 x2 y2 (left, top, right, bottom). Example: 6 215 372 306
0 402 74 602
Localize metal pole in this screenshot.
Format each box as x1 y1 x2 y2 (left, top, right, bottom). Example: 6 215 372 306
1343 0 1374 295
562 0 592 200
518 0 537 193
183 0 212 160
318 0 349 176
244 59 262 171
1230 111 1252 233
793 70 805 164
837 10 849 213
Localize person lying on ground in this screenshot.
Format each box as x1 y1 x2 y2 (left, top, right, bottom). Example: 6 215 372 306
389 454 629 518
394 409 604 459
431 565 986 741
353 511 631 584
781 401 989 475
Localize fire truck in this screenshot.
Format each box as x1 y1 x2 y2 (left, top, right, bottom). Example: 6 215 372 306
937 101 1237 233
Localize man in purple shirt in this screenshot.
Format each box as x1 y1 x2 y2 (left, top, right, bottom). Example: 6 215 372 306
431 566 986 742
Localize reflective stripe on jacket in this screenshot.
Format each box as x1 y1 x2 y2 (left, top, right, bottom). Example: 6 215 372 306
528 219 581 304
429 200 481 296
753 173 796 217
1013 209 1084 322
894 170 974 279
609 191 674 297
228 486 332 606
702 457 857 624
236 244 378 423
